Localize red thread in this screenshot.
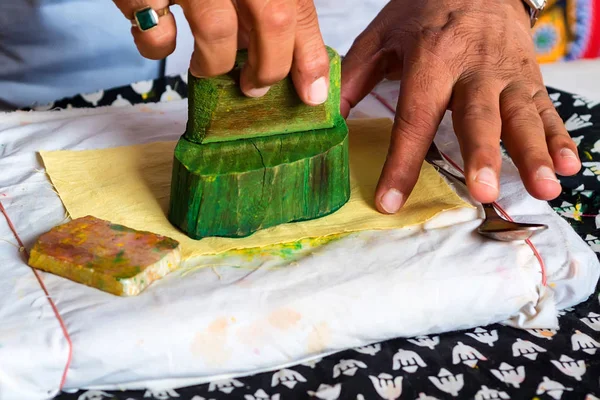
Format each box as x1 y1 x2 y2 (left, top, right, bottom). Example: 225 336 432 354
371 91 396 114
0 201 73 390
440 151 548 286
369 92 548 286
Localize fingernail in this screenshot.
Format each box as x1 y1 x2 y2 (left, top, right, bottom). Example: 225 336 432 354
380 189 403 214
536 166 560 182
474 167 498 190
307 77 328 105
246 86 270 98
560 148 578 160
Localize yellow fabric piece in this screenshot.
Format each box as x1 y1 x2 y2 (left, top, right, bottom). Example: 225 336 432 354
41 118 471 260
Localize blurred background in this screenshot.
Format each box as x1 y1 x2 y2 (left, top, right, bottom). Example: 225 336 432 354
0 0 598 110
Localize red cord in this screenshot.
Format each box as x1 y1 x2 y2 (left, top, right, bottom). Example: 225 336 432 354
0 201 73 390
369 92 548 286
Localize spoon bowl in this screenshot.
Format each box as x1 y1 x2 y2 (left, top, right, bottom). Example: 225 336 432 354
425 143 549 242
477 204 548 241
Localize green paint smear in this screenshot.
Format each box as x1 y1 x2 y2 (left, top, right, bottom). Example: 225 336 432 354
219 233 348 260
114 250 126 263
108 223 132 232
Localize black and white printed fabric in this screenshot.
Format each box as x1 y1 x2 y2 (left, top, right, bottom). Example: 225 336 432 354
41 80 599 400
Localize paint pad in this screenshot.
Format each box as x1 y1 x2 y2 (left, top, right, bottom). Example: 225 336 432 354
28 216 181 296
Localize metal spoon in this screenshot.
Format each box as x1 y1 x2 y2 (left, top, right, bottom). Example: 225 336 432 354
425 144 548 241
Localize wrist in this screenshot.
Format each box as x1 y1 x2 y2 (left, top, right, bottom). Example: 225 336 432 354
504 0 536 27
521 0 546 27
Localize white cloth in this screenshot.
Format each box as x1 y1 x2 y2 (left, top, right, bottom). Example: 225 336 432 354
0 80 598 400
541 59 600 102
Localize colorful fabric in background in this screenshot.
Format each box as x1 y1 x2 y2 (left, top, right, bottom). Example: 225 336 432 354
534 0 600 62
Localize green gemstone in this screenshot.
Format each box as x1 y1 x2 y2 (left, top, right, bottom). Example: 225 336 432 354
135 7 158 31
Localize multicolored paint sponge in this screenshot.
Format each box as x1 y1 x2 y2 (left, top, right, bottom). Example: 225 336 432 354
28 216 181 296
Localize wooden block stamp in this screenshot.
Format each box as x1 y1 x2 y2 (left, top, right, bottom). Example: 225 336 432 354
169 47 351 239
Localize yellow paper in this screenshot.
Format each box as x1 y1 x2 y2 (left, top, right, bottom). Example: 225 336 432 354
41 119 471 259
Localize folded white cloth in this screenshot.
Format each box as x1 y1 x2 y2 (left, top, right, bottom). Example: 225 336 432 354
0 87 598 400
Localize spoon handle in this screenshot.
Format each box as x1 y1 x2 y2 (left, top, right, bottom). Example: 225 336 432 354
426 160 467 186
426 160 501 218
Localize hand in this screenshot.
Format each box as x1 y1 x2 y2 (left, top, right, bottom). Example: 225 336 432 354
113 0 330 105
341 0 581 214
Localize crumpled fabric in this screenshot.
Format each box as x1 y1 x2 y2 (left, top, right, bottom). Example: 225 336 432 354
0 95 597 400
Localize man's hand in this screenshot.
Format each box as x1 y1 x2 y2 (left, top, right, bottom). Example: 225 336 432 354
114 0 330 105
341 0 581 214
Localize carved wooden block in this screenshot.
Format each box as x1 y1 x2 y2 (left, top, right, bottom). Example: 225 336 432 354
169 47 350 239
184 47 341 144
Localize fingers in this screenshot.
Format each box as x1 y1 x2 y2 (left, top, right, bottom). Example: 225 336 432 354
533 90 581 176
290 0 330 105
500 83 561 200
114 0 177 59
451 77 503 204
237 0 297 97
176 0 238 77
375 54 454 214
340 26 386 118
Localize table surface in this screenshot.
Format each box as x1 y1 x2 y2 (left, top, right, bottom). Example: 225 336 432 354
14 61 600 400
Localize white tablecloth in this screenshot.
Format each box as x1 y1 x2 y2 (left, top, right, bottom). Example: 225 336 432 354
0 63 599 400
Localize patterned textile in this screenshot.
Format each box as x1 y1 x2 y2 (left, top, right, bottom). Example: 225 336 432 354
43 77 600 399
534 0 600 62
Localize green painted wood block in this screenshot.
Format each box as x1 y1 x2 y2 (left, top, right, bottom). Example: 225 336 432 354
185 47 341 144
168 116 350 239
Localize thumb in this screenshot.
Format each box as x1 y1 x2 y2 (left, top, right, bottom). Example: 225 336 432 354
340 28 385 118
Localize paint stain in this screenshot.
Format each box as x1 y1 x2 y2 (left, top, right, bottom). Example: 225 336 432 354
236 321 267 348
223 234 347 261
307 322 331 353
191 317 232 366
268 308 302 330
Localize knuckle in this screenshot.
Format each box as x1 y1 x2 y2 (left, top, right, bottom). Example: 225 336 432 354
139 28 176 52
296 49 329 77
415 12 465 51
501 88 536 121
505 112 540 132
395 111 436 145
532 88 550 101
471 143 500 159
538 104 560 122
254 67 290 86
459 104 500 124
349 30 382 63
419 27 444 49
296 0 318 26
192 52 235 76
520 56 533 69
262 0 295 33
515 145 548 163
193 9 237 43
547 135 575 149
